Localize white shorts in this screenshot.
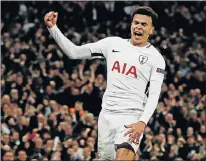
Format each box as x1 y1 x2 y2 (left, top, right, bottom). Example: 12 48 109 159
97 110 144 160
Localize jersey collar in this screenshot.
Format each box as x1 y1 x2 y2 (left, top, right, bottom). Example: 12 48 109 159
128 39 151 49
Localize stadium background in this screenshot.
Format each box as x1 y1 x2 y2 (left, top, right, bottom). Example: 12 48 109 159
1 1 205 161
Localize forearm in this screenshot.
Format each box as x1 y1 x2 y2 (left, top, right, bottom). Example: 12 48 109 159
89 68 95 83
48 25 91 59
79 70 84 80
139 80 163 125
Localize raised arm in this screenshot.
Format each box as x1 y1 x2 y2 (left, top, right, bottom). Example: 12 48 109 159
44 11 107 59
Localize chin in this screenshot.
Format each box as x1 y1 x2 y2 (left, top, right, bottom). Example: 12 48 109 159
132 39 142 46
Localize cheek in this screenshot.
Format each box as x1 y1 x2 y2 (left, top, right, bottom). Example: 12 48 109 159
131 25 135 31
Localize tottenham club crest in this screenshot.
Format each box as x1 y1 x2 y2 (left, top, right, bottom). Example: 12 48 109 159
139 55 148 65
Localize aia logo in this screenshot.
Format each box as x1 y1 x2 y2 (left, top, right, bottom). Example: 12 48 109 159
139 55 148 65
111 61 137 78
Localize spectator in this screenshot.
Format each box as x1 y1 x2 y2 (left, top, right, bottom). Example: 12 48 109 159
188 109 201 133
17 150 28 161
1 1 205 160
2 150 15 161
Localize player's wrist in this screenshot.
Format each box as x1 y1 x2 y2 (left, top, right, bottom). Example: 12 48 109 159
47 24 57 29
137 121 147 126
47 25 58 33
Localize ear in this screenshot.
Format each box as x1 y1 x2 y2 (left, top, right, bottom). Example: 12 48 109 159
149 27 154 35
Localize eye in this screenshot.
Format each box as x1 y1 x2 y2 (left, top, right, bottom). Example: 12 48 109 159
141 22 147 26
133 21 139 25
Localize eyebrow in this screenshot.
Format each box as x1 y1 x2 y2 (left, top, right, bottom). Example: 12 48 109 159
133 20 148 25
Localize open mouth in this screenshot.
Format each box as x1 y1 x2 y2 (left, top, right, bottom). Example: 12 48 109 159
134 32 143 39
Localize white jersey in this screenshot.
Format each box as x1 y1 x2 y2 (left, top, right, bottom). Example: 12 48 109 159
48 26 165 124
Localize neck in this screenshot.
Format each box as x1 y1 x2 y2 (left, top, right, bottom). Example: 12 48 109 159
130 39 149 47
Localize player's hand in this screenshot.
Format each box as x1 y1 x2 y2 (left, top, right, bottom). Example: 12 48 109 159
124 121 146 144
44 11 58 28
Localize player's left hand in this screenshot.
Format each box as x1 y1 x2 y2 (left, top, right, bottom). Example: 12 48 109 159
124 121 146 144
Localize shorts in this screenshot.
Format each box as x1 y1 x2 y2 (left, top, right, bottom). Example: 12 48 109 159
97 110 144 160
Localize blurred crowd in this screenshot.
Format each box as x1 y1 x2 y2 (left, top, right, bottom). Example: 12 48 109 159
1 1 206 161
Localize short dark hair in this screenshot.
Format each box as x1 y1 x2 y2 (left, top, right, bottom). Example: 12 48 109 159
131 6 158 27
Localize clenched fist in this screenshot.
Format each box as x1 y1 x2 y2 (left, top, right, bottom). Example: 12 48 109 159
44 11 58 28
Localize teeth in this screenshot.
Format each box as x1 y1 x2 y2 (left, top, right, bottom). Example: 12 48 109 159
135 33 142 36
134 32 142 36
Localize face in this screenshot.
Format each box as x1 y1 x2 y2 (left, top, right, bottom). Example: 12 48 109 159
64 115 72 124
2 135 10 144
18 116 26 126
11 131 19 140
62 105 69 114
3 104 11 114
18 151 27 161
187 137 195 145
83 147 91 157
3 152 14 161
182 106 188 115
43 133 51 140
46 140 54 147
131 14 154 47
17 108 23 116
96 74 104 84
176 128 182 134
168 135 175 142
11 91 19 100
166 113 173 122
46 85 53 95
86 137 95 147
187 127 194 136
49 113 56 121
64 125 72 134
16 76 23 85
200 125 205 133
190 113 197 120
91 130 97 138
37 114 45 123
45 140 53 153
2 95 10 104
35 138 43 148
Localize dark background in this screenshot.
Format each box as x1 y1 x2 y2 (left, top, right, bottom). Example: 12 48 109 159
1 1 205 161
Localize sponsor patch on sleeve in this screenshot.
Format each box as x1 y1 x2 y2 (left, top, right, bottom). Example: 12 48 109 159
156 68 165 74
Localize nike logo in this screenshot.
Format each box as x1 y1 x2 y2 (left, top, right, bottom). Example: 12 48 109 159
112 49 120 52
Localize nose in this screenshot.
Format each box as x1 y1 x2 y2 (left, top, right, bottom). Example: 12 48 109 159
136 23 143 29
133 23 142 30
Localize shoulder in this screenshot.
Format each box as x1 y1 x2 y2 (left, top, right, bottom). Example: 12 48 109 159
95 36 126 47
99 36 124 43
150 46 166 67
